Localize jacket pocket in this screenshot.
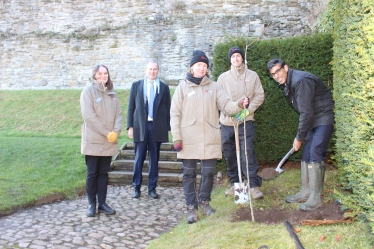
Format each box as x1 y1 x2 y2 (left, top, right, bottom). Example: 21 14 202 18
181 118 196 128
181 119 196 145
206 119 220 129
205 120 221 145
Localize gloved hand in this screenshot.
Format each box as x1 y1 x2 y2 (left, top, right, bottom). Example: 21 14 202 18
174 140 183 152
232 109 250 122
238 97 250 108
107 132 118 143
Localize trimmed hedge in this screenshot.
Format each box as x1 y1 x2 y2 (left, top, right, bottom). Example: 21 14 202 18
212 33 334 163
331 0 374 235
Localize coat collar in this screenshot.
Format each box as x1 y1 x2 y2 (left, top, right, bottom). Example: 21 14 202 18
93 81 116 95
185 76 213 86
229 63 246 77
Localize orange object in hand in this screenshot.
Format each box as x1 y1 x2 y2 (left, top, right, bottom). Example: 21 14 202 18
107 132 118 143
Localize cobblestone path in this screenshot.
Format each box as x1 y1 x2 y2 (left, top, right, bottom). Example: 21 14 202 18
0 185 186 249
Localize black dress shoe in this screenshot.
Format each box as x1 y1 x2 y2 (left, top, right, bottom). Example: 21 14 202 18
98 203 116 215
148 189 159 199
133 188 141 198
86 204 96 217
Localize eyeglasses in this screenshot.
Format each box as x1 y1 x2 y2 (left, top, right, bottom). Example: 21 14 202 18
270 66 284 78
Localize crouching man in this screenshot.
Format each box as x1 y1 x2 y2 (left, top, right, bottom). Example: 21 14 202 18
267 58 334 211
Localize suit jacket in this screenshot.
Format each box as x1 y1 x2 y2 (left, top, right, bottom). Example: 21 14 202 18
127 79 171 143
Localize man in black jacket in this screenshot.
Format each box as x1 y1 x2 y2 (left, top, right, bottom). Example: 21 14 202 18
267 58 334 211
127 59 171 199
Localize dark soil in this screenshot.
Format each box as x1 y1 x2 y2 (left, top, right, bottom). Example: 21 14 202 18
257 154 335 178
233 201 345 225
258 167 280 179
258 160 301 178
232 157 347 225
258 160 301 180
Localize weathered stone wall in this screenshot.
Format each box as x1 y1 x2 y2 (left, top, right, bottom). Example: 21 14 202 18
0 0 317 89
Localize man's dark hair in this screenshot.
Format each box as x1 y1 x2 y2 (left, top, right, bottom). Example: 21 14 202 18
267 58 286 74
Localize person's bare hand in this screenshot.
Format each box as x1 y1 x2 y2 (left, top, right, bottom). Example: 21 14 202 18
128 127 134 140
243 97 249 108
239 97 250 108
293 138 302 151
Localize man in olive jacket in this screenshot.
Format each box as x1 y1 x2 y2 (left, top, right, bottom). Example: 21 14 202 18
267 58 334 211
127 59 171 199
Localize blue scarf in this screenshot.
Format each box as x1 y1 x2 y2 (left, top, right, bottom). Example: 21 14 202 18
143 77 160 103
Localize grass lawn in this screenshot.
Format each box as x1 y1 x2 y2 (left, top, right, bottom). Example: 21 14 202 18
0 89 130 214
0 136 85 212
148 169 373 248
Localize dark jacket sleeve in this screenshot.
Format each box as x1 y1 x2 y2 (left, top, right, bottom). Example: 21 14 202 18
166 86 171 131
127 83 137 130
294 78 315 141
153 82 171 142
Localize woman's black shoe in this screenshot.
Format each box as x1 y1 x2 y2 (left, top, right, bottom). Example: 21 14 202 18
86 204 96 217
98 203 116 215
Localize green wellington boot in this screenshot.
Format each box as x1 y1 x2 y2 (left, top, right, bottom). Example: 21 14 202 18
299 162 326 211
285 161 310 203
320 161 326 188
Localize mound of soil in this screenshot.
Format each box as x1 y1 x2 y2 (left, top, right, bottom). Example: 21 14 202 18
258 168 280 179
258 160 301 180
257 155 335 180
232 201 346 225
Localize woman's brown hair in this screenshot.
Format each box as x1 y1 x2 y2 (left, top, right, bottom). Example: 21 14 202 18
92 64 113 91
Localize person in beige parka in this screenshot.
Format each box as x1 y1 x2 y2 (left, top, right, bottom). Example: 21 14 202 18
170 50 248 224
80 65 122 217
218 46 265 199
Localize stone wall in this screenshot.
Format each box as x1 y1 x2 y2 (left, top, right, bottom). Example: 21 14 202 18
0 0 318 89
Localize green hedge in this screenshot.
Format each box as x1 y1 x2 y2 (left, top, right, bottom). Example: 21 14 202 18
331 0 374 235
212 33 334 162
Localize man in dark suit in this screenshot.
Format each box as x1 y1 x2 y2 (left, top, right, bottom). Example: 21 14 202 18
127 59 171 199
